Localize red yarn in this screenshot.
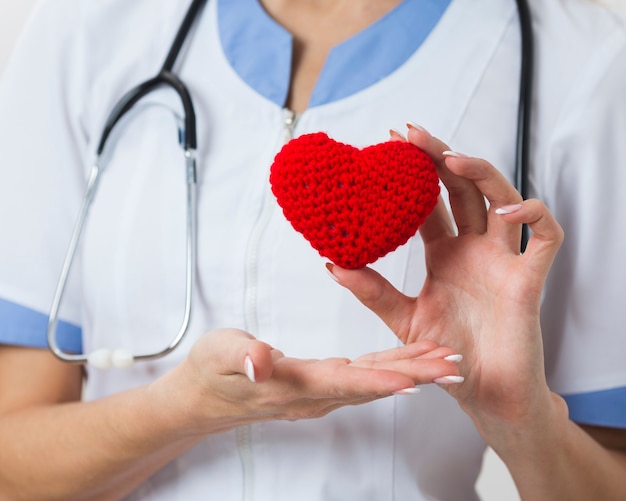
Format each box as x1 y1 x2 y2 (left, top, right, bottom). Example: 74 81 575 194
269 132 440 269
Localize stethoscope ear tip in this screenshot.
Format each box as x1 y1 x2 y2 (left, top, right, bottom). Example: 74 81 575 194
87 348 135 369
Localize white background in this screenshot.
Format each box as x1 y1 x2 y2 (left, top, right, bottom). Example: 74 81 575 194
0 1 527 499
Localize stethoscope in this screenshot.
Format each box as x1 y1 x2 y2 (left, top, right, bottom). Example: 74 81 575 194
47 0 534 369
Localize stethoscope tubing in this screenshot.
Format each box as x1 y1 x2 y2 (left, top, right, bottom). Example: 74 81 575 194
97 72 198 155
46 147 198 369
47 0 205 368
514 0 534 252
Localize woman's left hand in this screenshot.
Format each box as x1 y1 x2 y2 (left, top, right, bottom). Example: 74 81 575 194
327 124 565 434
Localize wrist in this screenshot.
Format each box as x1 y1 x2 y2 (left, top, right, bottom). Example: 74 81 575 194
142 362 207 441
145 358 243 440
469 390 569 459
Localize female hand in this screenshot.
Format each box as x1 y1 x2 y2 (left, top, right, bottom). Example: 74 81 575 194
327 124 565 433
159 327 462 435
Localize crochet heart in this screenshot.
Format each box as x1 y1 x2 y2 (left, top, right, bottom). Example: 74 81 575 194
269 132 440 269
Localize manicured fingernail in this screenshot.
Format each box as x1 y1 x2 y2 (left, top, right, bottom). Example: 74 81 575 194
393 387 421 396
495 204 523 215
389 128 405 140
442 150 470 158
444 354 463 363
406 122 431 135
433 375 465 384
325 262 340 283
244 355 256 383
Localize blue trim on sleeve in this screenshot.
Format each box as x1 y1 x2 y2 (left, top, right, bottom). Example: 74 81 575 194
563 387 626 429
0 297 83 354
218 0 451 108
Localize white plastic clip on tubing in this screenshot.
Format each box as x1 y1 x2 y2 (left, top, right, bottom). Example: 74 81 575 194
87 348 135 369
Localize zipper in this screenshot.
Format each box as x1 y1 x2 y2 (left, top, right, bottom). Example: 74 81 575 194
283 108 298 142
237 108 300 501
243 108 299 334
236 425 253 501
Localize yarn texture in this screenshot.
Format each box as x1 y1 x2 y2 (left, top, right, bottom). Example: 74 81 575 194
269 132 440 269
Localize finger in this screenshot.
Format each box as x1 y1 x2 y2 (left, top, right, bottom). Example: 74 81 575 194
495 199 564 276
402 125 457 242
351 358 462 385
356 339 456 363
352 344 464 387
389 128 407 142
243 341 277 383
405 122 451 166
301 359 437 398
208 329 275 384
326 264 416 342
440 152 489 235
443 155 523 250
406 124 487 235
272 356 415 399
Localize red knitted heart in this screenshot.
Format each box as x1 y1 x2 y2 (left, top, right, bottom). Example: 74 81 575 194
269 132 440 269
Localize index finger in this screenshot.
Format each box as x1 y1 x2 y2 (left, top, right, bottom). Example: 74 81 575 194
406 124 488 237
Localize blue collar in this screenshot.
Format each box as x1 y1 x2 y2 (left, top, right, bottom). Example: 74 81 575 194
217 0 451 108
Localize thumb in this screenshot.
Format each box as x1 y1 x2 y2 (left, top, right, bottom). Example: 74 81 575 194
206 328 276 384
242 338 276 384
326 263 415 337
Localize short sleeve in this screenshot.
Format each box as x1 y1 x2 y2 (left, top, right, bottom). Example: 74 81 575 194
0 0 89 351
540 23 626 428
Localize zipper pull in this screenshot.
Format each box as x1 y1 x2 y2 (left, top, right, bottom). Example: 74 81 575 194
283 108 299 142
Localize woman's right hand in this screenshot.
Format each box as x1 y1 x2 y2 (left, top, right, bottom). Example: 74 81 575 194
158 328 462 435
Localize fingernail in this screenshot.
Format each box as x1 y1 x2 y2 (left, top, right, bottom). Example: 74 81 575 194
442 150 470 158
325 262 340 283
495 204 523 215
444 354 463 363
389 128 405 140
393 387 421 395
244 355 256 383
433 375 465 384
406 122 431 135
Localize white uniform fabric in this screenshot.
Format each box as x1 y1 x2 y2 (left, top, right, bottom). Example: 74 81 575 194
0 0 625 499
